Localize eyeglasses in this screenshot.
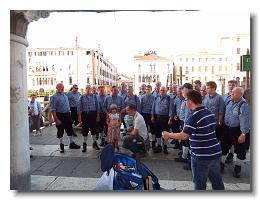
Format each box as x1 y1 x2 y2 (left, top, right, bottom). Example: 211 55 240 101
74 88 78 89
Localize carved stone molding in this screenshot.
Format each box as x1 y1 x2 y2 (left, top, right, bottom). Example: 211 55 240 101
10 10 50 38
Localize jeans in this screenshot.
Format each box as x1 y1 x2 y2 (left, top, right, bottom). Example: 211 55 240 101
191 155 225 190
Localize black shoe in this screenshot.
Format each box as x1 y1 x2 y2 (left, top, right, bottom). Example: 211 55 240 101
99 138 105 147
163 145 168 154
92 141 100 150
225 153 234 164
82 142 87 152
30 147 33 150
233 165 241 178
60 143 65 153
153 145 162 153
220 162 225 173
178 151 183 156
69 142 80 149
183 162 191 170
174 156 188 163
152 141 156 150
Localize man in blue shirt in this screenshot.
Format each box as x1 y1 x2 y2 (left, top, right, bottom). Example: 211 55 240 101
223 80 238 105
140 85 156 150
151 86 173 154
203 81 225 142
118 82 128 101
66 84 81 136
96 85 107 146
78 85 100 152
221 87 249 178
163 90 224 190
51 83 80 153
152 81 161 98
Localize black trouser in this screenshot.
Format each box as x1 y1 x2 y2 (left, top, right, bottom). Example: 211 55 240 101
70 107 79 125
122 135 145 154
56 112 74 138
216 124 223 142
221 125 247 160
171 117 182 133
141 113 155 135
97 112 107 136
154 115 170 138
81 111 98 136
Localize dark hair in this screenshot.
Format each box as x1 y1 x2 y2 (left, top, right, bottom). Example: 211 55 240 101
126 104 136 111
206 81 217 89
146 85 152 90
228 80 238 85
193 80 201 85
186 90 202 105
182 83 193 90
112 85 117 89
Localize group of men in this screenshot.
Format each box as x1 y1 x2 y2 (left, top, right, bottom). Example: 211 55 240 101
48 79 250 189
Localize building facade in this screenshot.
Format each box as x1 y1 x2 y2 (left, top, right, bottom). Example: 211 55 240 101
133 51 173 93
26 46 117 93
174 33 250 95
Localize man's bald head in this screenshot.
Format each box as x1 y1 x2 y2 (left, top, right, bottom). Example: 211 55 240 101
56 83 64 93
231 87 244 102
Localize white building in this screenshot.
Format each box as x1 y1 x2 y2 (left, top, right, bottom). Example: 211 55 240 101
174 33 250 94
133 51 173 93
26 47 117 92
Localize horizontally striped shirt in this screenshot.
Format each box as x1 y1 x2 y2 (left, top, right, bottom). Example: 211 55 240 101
224 97 250 133
203 93 225 123
140 94 155 114
183 106 222 160
77 94 99 114
103 95 125 113
66 91 81 107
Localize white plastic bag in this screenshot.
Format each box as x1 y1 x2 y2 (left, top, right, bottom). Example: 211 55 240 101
94 168 115 190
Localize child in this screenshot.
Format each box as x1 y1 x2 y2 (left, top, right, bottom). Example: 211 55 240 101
106 104 121 151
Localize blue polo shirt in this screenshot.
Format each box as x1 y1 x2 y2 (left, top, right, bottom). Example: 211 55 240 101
183 106 222 160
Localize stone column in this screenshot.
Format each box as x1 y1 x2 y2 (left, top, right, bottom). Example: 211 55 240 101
10 10 49 190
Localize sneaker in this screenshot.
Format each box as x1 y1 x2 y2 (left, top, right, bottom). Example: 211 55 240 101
178 151 183 156
82 142 87 152
163 145 168 155
30 147 33 150
153 145 162 153
173 140 180 149
60 143 65 153
225 153 234 164
233 165 241 178
174 156 188 163
92 141 100 150
220 162 225 173
69 142 80 149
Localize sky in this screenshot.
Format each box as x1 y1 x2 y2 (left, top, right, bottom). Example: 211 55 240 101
26 11 250 75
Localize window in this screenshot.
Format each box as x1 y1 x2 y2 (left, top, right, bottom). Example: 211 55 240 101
138 75 141 83
205 66 208 72
219 57 222 61
186 58 188 62
157 75 160 81
205 58 208 62
86 51 91 55
237 63 240 70
225 65 228 71
69 76 72 85
199 58 201 62
198 66 201 72
185 77 188 81
237 37 240 42
192 66 194 72
180 58 182 62
237 48 240 54
212 66 215 73
32 78 35 86
87 77 90 84
138 64 141 73
192 58 195 62
219 65 222 71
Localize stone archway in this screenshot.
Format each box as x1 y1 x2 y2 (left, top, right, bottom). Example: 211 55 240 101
10 10 50 190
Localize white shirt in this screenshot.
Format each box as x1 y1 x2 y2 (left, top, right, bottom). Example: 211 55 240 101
133 112 148 140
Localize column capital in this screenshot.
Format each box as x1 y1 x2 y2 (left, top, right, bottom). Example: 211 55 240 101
10 10 50 38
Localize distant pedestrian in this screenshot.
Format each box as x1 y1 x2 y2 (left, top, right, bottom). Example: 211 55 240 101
152 81 161 98
106 104 121 152
138 83 146 101
28 93 42 136
163 90 224 190
193 80 202 92
50 83 80 153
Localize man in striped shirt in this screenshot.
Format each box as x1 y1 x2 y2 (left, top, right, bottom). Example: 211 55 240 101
163 90 224 190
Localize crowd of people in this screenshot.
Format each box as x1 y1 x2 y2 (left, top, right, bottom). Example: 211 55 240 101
28 79 251 190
